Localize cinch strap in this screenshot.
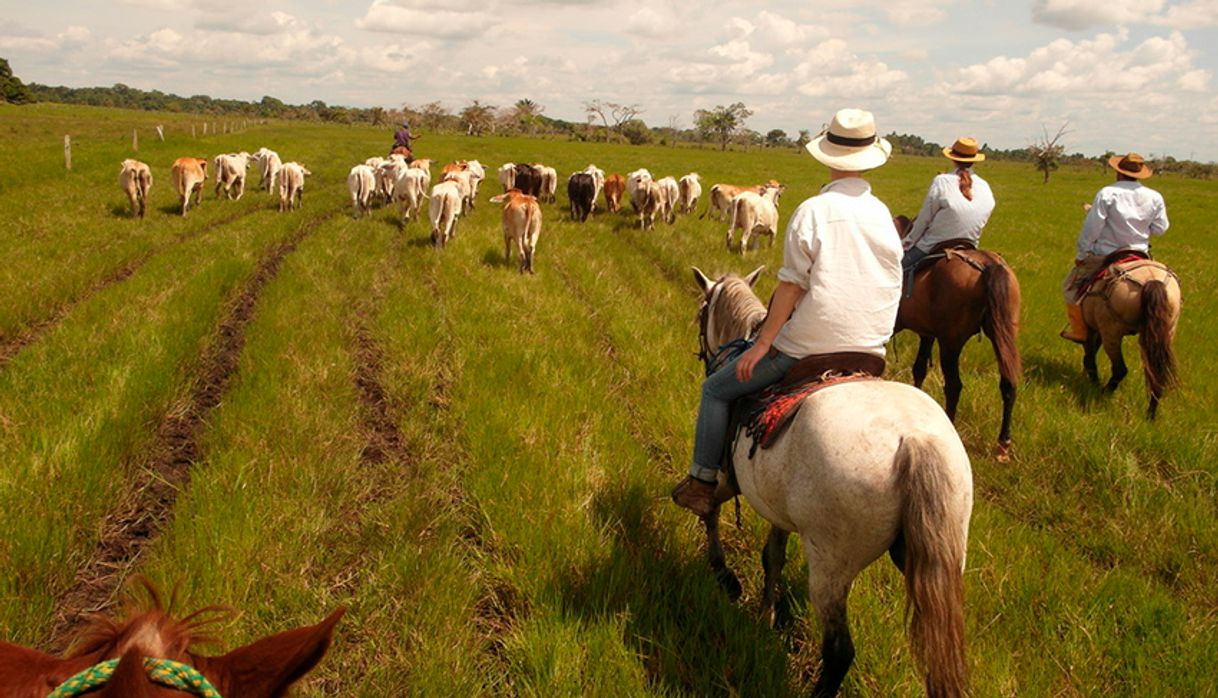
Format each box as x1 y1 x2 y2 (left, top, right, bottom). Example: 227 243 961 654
826 132 876 147
47 657 221 698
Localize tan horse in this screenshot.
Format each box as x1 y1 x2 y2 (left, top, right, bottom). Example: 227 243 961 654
693 269 972 698
894 219 1022 460
1080 258 1181 418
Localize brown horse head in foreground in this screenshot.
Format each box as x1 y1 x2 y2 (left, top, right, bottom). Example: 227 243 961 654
0 581 344 698
894 218 1022 461
1081 259 1181 418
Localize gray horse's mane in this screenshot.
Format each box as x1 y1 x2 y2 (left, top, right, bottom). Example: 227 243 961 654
711 274 767 344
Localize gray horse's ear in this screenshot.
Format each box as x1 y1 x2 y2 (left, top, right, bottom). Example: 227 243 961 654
744 266 765 287
692 267 713 295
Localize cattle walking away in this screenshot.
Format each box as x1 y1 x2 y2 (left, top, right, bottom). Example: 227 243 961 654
568 172 595 222
627 168 653 213
119 159 152 218
491 190 543 273
584 165 606 212
535 164 558 203
348 164 376 218
656 176 680 224
726 184 784 252
171 157 208 216
679 173 702 214
701 180 781 221
394 167 428 226
604 174 625 214
637 178 665 231
513 163 543 198
498 162 516 192
429 180 462 247
278 162 311 211
253 147 282 194
214 151 252 200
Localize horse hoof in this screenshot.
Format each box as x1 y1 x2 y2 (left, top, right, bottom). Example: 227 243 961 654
716 568 743 601
994 441 1012 463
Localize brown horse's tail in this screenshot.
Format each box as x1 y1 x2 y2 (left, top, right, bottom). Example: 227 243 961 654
981 263 1022 386
896 435 968 698
1139 279 1178 405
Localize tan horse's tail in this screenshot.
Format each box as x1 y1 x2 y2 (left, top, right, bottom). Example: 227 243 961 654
895 435 968 698
981 262 1022 386
1139 279 1178 408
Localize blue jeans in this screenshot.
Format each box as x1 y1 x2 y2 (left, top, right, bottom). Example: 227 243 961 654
690 349 798 482
902 247 928 298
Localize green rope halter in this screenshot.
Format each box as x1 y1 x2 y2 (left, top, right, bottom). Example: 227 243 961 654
47 657 221 698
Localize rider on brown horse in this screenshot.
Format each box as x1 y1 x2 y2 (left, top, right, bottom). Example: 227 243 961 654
672 108 901 517
900 137 994 295
1061 152 1168 342
391 121 419 159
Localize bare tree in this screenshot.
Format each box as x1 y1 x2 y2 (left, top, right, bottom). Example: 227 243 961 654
584 99 643 142
459 100 496 136
1028 122 1071 184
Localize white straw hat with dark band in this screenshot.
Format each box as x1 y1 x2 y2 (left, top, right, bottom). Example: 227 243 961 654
805 108 892 171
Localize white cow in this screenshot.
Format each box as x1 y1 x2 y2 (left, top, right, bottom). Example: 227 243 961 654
656 176 680 224
119 159 153 218
727 184 785 252
627 168 653 213
394 168 428 226
378 156 409 204
466 160 487 205
679 173 702 214
536 165 558 203
213 151 251 200
279 162 311 211
410 158 433 191
442 169 476 216
429 180 462 247
583 164 605 212
348 164 377 218
252 147 282 195
637 179 665 231
498 162 516 192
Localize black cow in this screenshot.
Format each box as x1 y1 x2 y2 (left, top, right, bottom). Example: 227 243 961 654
514 164 542 198
567 173 595 222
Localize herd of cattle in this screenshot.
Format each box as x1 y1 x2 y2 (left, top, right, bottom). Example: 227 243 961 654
117 150 789 273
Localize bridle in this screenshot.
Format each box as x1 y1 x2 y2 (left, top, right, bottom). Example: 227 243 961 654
48 657 221 698
696 282 758 377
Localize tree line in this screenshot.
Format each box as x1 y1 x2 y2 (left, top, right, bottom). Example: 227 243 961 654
4 57 1215 178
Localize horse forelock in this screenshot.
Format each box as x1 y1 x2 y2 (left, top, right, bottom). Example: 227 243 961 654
707 274 766 348
67 582 232 663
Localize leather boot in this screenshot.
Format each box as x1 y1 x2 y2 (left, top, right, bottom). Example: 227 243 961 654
671 476 717 518
1060 304 1088 344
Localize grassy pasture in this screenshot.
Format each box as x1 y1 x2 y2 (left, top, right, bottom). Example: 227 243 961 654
0 102 1216 696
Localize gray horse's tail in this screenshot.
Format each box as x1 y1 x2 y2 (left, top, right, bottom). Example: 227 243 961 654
895 435 968 698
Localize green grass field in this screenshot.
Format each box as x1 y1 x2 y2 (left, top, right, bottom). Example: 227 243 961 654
1 102 1216 696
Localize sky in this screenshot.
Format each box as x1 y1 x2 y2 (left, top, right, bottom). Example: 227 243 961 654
3 0 1218 161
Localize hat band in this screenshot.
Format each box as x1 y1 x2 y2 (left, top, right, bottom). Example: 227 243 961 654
949 149 977 159
826 132 876 147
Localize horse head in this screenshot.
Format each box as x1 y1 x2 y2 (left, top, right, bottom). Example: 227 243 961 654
0 580 344 698
692 266 766 370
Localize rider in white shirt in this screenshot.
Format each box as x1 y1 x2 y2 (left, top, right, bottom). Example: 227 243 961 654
901 137 995 296
1060 152 1168 342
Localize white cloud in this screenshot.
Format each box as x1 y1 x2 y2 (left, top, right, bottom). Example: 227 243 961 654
355 0 496 38
196 11 308 36
626 7 680 38
0 25 91 54
1032 0 1218 30
791 39 908 97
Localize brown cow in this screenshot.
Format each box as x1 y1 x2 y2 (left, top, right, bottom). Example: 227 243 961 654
171 157 208 216
490 189 542 273
700 179 781 221
604 174 626 214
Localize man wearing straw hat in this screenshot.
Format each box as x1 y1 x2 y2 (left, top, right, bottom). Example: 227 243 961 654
900 137 995 296
1059 152 1168 343
673 108 902 517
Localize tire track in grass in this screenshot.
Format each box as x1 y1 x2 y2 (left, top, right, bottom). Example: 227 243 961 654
44 206 336 651
0 203 270 369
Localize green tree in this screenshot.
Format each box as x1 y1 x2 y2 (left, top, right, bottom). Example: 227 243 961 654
619 118 651 145
460 100 496 136
765 128 790 148
694 102 753 151
795 129 811 150
514 98 544 134
0 58 34 104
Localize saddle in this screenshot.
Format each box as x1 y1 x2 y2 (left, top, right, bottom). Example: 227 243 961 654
716 352 884 500
1077 249 1152 300
913 238 986 276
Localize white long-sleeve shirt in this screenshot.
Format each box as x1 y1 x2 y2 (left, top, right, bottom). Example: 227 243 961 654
903 171 995 252
1075 181 1168 260
773 178 902 359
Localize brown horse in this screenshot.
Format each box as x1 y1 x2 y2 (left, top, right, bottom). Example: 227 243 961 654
0 580 344 697
894 219 1022 460
1080 258 1181 418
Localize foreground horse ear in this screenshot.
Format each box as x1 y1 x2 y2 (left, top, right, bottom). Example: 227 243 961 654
0 641 83 694
692 267 714 295
744 266 765 287
198 607 345 698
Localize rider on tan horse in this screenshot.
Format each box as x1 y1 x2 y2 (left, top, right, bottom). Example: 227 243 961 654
1061 152 1168 342
672 108 901 517
900 137 994 295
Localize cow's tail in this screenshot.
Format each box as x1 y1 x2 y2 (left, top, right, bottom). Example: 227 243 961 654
727 197 743 249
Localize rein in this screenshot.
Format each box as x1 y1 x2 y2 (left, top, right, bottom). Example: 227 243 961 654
697 297 757 377
47 658 221 698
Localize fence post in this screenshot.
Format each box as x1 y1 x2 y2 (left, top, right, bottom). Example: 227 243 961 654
203 122 208 135
133 128 139 151
192 123 196 138
64 135 72 171
156 125 165 141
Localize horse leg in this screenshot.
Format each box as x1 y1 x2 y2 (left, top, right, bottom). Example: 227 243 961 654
760 525 792 629
1083 330 1102 385
1102 334 1128 393
804 548 855 698
939 342 964 422
703 505 741 601
912 335 935 389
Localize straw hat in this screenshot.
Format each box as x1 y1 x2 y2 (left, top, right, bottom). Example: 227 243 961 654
1108 152 1152 179
943 137 985 163
805 108 892 171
